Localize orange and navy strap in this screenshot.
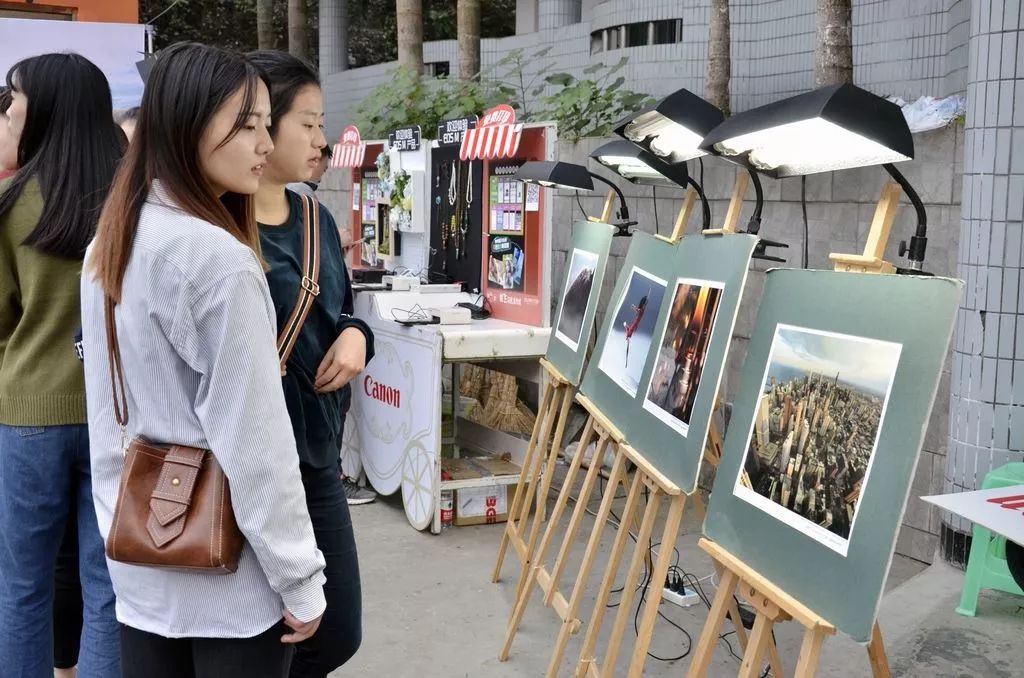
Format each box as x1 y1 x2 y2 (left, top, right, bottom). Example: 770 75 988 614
277 194 321 372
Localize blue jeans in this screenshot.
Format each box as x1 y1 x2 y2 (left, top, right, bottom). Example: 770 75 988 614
0 424 120 677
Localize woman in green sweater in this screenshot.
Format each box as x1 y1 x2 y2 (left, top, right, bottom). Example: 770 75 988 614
0 54 124 676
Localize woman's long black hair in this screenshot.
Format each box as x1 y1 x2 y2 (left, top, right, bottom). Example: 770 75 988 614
0 53 124 258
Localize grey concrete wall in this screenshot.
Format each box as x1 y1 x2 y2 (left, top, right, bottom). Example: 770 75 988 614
944 0 1024 552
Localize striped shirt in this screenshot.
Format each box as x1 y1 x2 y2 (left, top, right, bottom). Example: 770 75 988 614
80 182 326 638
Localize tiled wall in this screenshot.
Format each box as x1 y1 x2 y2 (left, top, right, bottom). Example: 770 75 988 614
945 1 1024 537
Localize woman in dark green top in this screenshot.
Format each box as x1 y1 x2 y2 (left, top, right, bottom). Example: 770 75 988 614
247 50 372 678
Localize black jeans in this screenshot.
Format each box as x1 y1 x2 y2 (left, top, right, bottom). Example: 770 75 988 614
291 464 363 678
53 500 83 669
120 621 293 678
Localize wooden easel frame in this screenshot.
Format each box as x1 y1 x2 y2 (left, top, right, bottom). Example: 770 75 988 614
499 394 627 664
493 358 575 591
573 173 750 678
686 181 904 678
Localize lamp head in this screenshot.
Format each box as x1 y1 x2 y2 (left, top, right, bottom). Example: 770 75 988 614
591 140 689 189
614 88 725 164
700 84 913 177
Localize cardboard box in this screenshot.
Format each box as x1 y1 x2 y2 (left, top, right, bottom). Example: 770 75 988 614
441 456 520 527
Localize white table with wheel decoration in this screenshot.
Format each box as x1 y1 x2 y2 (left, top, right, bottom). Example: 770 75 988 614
341 288 550 533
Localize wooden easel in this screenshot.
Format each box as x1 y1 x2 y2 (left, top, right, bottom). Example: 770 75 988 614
493 358 575 592
572 175 751 678
500 395 626 664
686 181 905 678
590 189 618 224
502 181 755 677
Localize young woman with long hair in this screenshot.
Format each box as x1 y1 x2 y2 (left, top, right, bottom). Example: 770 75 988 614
0 53 123 678
82 42 326 677
0 86 15 180
246 49 371 678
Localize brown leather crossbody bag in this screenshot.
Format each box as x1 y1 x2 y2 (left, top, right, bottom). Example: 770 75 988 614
104 194 322 572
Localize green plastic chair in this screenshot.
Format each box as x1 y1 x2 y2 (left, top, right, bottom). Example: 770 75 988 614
955 462 1024 617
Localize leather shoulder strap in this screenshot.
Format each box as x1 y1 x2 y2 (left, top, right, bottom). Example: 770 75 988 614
277 193 322 371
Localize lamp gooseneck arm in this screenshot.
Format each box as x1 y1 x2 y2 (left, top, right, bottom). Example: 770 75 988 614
746 169 764 235
589 172 630 220
687 176 711 230
883 162 928 270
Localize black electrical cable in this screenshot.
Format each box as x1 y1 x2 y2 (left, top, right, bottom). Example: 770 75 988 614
801 176 809 268
576 190 586 220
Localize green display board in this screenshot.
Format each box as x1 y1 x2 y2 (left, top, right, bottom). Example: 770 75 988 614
704 269 962 643
579 232 757 493
546 221 615 386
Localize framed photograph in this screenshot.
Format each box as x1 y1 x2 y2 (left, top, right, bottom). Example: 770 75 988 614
597 267 668 397
642 278 725 436
554 248 600 351
733 324 902 557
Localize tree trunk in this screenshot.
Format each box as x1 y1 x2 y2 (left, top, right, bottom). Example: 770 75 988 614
257 0 275 49
705 0 731 113
288 0 308 61
457 0 481 81
815 0 853 86
319 0 349 76
396 0 424 76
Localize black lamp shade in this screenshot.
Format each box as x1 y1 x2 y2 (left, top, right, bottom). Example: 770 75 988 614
614 88 725 164
700 83 913 178
590 140 689 188
514 161 594 191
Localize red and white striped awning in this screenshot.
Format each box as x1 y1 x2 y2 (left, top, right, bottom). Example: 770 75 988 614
330 125 368 169
331 142 366 168
459 123 524 161
459 104 523 161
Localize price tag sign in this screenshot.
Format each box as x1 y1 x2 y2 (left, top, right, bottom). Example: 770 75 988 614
387 125 421 152
437 116 478 147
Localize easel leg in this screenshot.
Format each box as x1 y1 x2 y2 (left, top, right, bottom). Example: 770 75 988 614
523 387 575 584
687 568 740 678
867 621 891 678
545 450 628 677
794 627 827 678
576 471 645 674
500 416 597 660
627 492 687 677
545 434 613 606
601 489 663 673
494 380 556 582
738 614 776 678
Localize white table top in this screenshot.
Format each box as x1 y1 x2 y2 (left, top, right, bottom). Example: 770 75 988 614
357 288 550 361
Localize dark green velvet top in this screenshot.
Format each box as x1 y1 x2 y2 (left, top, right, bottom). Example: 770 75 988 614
259 190 374 468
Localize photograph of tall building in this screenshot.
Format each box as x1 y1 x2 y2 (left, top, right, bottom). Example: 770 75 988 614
642 278 725 435
734 324 902 555
598 267 667 397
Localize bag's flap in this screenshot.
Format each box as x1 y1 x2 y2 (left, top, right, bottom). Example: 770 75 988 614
147 446 204 547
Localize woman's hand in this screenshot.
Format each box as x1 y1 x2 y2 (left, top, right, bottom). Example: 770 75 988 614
315 327 366 393
280 608 323 643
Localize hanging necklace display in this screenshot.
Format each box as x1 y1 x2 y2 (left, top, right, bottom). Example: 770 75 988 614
433 170 445 272
459 162 472 260
447 160 459 260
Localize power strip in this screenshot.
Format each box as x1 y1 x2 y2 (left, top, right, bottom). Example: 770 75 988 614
661 585 701 608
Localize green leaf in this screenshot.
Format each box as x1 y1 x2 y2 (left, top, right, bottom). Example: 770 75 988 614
545 72 575 87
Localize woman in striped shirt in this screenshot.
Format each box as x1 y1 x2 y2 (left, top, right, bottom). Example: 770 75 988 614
82 43 326 677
